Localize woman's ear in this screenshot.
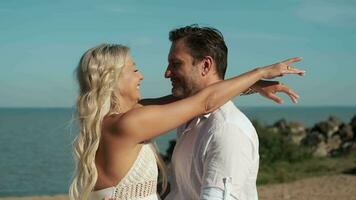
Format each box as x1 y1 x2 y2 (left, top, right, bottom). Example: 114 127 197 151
201 56 213 76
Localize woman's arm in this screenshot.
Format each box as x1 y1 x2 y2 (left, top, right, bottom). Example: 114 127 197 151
113 57 305 142
138 95 180 106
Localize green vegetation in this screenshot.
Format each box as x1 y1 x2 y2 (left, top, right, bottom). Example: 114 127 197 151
254 120 356 185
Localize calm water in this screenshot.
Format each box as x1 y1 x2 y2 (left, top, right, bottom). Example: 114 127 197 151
0 105 355 196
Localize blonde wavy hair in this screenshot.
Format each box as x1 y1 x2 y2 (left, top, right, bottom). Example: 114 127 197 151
69 44 167 200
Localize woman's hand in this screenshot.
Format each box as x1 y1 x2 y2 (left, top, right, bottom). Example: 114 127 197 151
260 57 305 79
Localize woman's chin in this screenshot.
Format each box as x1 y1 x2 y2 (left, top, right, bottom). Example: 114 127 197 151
136 94 141 101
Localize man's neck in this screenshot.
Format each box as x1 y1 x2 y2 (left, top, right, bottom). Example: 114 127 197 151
186 76 222 97
205 79 222 86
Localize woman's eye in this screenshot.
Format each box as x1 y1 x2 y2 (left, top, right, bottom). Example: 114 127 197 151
134 69 139 72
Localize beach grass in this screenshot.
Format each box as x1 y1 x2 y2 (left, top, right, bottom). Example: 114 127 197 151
257 147 356 185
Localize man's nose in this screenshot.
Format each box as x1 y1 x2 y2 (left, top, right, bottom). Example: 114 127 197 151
164 67 172 78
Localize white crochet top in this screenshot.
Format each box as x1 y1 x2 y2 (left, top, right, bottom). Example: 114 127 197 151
89 144 159 200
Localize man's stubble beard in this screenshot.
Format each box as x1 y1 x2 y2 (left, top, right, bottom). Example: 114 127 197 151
172 75 201 99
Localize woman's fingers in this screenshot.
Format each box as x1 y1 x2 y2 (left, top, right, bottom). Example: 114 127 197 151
282 67 306 76
282 57 303 65
262 57 305 79
282 57 305 76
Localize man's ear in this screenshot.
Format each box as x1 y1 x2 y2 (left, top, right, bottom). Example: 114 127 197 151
201 56 213 76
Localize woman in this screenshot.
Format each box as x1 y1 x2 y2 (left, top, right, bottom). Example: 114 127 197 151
69 44 304 200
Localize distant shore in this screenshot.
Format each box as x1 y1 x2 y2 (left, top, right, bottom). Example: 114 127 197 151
1 175 355 200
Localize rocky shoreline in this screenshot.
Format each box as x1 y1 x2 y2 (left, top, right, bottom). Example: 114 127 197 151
271 115 356 157
162 115 356 162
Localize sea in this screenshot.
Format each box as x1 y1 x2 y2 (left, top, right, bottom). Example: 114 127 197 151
0 105 355 196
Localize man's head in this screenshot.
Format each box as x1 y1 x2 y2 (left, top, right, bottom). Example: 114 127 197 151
165 25 228 98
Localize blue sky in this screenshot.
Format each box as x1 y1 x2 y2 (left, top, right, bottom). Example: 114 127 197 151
0 0 355 107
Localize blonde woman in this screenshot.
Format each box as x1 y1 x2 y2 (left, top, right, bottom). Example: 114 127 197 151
69 44 304 200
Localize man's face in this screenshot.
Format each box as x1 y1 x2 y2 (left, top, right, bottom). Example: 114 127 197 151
165 40 202 98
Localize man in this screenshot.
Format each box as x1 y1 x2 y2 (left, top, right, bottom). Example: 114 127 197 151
164 25 300 200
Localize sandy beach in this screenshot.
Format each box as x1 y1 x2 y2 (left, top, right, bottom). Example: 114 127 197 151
1 175 355 200
258 174 356 200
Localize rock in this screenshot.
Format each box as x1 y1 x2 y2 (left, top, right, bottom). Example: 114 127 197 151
311 121 339 139
326 135 342 152
341 141 353 152
328 116 342 127
350 115 356 139
313 141 328 157
350 115 356 127
273 119 288 131
313 135 342 157
289 122 306 133
288 122 307 144
302 131 325 147
352 142 356 150
337 123 354 142
266 127 279 134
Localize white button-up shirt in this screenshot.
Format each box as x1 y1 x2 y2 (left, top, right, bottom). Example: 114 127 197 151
166 101 259 200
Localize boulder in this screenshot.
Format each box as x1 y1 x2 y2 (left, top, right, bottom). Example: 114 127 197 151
288 122 307 144
326 134 342 151
314 135 342 157
352 142 356 150
266 127 279 134
328 115 342 127
302 131 324 147
350 115 356 138
289 121 306 133
350 115 356 128
311 120 339 139
341 141 353 152
337 123 354 142
273 119 288 131
313 141 328 157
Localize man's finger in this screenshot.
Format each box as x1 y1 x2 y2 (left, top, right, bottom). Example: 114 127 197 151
279 85 300 99
290 95 298 103
277 85 299 103
266 93 284 104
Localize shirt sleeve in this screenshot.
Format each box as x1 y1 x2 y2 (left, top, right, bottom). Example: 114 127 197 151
200 123 257 199
200 187 238 200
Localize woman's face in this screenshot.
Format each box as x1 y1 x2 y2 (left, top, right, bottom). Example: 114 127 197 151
117 55 144 103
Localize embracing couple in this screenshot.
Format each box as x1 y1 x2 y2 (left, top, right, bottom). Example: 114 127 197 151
69 25 305 200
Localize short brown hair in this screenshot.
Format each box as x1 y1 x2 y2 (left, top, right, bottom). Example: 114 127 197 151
169 24 228 79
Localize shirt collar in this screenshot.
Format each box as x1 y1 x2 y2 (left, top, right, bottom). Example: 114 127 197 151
202 113 212 119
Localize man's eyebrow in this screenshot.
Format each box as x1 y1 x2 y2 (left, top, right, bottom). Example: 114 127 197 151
169 58 180 62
